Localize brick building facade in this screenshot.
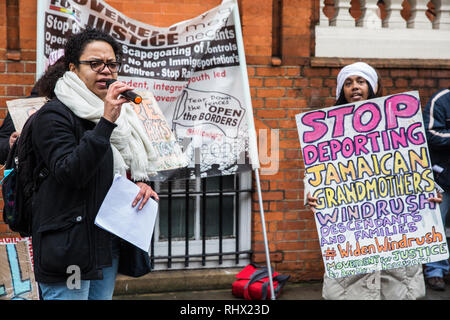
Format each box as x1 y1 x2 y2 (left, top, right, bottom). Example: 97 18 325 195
0 0 449 283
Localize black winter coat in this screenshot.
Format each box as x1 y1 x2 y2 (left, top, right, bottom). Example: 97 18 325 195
31 98 117 283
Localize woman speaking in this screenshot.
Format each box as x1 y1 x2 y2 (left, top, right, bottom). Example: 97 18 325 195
32 28 158 300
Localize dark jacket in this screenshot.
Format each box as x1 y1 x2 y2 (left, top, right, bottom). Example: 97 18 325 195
31 98 117 283
423 88 450 190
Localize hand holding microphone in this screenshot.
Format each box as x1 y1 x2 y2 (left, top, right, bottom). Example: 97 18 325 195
103 79 142 123
106 79 142 104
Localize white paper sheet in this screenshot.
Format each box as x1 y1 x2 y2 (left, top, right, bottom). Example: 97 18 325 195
94 174 158 252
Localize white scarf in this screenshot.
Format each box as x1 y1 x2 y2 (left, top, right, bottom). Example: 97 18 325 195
336 62 378 98
54 71 158 181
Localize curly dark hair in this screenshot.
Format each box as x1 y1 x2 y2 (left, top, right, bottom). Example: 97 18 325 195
63 27 122 71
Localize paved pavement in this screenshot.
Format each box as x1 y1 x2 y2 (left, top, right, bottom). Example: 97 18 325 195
113 280 450 300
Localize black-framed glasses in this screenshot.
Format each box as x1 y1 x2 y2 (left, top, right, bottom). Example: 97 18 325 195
78 60 122 73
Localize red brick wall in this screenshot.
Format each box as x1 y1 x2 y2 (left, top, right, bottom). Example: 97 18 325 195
0 0 450 282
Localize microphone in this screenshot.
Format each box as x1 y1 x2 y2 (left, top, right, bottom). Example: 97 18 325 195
105 79 142 104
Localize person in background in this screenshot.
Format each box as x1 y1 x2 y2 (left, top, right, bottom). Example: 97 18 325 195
31 28 158 300
305 62 442 300
422 88 450 291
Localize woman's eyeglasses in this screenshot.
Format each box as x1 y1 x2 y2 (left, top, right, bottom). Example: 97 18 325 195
78 60 122 73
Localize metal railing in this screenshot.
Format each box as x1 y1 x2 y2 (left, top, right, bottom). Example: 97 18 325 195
149 174 252 270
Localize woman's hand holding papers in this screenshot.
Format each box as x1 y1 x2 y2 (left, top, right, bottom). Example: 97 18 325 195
133 182 159 210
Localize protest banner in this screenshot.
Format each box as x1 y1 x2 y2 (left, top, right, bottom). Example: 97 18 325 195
296 91 449 279
6 97 47 132
36 0 259 180
0 237 38 300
